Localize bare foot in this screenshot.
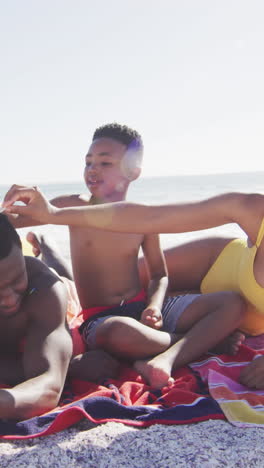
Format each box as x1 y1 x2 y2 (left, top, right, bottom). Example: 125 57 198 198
26 231 73 279
69 350 120 383
134 356 175 389
211 331 245 355
26 231 41 257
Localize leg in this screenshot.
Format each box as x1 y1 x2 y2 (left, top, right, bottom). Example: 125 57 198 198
26 232 73 280
138 237 234 293
68 350 121 382
135 291 246 389
91 316 177 360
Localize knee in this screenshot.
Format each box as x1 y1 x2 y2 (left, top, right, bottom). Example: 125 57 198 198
221 291 246 321
96 316 137 347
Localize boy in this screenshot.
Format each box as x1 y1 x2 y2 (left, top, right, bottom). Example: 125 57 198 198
3 125 245 389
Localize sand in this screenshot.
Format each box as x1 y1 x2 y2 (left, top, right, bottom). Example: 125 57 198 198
1 418 264 467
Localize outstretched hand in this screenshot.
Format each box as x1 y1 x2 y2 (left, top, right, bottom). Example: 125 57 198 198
2 184 56 223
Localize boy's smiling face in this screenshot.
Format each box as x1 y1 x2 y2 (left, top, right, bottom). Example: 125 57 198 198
84 137 139 201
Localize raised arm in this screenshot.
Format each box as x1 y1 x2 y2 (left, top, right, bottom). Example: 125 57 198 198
0 267 72 420
3 185 264 243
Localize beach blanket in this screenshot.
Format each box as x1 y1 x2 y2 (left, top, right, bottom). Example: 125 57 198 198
2 268 264 438
1 335 264 439
190 335 264 428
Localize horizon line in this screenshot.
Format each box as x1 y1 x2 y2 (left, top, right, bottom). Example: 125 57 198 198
0 170 263 187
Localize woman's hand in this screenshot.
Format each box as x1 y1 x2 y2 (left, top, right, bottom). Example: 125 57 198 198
3 184 57 223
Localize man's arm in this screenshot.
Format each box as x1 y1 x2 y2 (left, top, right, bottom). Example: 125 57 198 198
0 355 24 385
0 273 72 420
3 185 264 242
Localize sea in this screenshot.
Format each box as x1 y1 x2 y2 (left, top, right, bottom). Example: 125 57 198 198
0 171 263 262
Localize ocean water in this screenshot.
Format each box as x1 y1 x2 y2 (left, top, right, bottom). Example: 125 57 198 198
1 171 263 261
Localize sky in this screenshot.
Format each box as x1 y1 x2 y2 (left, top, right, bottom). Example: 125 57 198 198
1 0 264 184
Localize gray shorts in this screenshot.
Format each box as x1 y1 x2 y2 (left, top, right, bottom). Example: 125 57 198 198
161 294 199 333
83 293 200 349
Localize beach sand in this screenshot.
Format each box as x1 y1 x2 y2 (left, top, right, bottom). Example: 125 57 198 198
1 418 264 467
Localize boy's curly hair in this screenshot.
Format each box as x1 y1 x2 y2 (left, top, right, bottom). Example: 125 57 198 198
92 123 143 157
0 214 22 260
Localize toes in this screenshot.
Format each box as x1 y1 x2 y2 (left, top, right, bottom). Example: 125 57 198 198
167 377 175 387
234 331 245 342
26 232 34 243
26 231 40 247
26 232 41 257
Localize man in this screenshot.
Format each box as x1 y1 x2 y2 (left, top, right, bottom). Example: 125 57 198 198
0 213 72 420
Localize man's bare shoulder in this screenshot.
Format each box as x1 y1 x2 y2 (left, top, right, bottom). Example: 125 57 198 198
51 193 91 208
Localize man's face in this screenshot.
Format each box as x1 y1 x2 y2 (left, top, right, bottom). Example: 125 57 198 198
0 245 28 318
83 137 131 201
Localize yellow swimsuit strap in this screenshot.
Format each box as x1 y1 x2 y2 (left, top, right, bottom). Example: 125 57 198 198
256 218 264 248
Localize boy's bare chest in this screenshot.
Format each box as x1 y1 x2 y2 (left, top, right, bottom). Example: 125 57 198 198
70 226 143 254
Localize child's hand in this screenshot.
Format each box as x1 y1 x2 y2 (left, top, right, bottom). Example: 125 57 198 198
140 306 163 329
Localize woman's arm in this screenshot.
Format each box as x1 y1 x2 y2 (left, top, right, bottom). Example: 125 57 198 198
3 185 264 241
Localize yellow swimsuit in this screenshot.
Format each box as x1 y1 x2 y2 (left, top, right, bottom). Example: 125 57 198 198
201 218 264 335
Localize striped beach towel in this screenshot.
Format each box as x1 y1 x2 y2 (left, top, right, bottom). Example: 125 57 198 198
190 337 264 428
1 336 264 439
